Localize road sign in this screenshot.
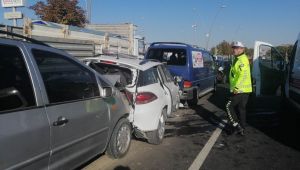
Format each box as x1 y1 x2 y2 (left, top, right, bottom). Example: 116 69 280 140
1 0 25 8
4 11 22 19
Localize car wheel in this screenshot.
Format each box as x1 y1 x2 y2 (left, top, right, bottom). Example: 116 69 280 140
106 118 131 159
147 109 167 145
213 80 217 93
187 89 198 106
222 75 227 84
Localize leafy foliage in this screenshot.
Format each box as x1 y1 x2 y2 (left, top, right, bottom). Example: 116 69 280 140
211 40 254 58
30 0 87 27
275 45 294 60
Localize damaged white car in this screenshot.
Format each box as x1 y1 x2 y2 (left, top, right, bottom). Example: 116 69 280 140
83 54 180 144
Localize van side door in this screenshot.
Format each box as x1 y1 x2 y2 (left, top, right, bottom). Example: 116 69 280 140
252 41 287 112
0 43 50 170
30 48 110 169
253 41 286 96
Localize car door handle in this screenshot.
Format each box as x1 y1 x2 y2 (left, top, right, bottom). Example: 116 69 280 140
53 116 69 126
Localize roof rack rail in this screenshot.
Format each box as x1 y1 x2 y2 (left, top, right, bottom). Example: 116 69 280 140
0 30 50 47
150 42 190 46
150 42 207 51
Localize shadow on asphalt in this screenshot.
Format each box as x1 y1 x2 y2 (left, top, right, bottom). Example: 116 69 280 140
192 84 300 152
165 118 214 138
114 166 131 170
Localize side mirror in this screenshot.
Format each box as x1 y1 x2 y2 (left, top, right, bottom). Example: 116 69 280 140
174 76 182 84
100 87 114 98
0 87 28 108
218 66 224 71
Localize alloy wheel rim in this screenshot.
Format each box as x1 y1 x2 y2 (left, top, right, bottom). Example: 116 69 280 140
116 124 130 154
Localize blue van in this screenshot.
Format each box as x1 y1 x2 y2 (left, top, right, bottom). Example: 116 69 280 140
145 42 216 106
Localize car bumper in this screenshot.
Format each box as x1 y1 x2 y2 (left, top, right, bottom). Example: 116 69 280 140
133 100 164 132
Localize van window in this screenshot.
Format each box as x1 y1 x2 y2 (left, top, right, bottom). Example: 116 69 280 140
203 53 213 65
259 45 284 70
147 48 187 66
32 50 100 104
0 45 36 112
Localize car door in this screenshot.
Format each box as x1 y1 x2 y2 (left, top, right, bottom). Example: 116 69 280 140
289 40 300 108
158 65 179 112
0 43 50 170
30 48 110 169
253 41 286 96
252 41 287 112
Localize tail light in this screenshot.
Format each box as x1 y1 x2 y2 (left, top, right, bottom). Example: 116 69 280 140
136 92 157 105
100 60 116 65
184 81 192 88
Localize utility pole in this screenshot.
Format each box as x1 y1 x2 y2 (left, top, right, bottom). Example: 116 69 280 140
12 7 17 26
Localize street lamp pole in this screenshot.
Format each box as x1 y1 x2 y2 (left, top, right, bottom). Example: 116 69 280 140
84 0 92 23
205 5 226 50
192 24 197 46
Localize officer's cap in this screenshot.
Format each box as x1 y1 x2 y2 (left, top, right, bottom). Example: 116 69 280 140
232 41 245 48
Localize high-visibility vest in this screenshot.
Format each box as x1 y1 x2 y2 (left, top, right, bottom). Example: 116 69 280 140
229 53 252 93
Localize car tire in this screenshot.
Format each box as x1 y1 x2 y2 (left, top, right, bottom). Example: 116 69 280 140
213 80 217 93
187 89 198 106
147 109 167 145
106 118 131 159
222 75 227 84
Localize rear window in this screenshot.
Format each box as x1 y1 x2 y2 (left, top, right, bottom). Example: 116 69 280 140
90 62 133 86
147 48 187 66
138 67 159 87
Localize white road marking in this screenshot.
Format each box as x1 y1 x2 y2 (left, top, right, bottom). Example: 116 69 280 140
188 126 223 170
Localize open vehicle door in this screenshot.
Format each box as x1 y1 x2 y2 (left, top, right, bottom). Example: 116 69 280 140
288 38 300 110
251 41 287 113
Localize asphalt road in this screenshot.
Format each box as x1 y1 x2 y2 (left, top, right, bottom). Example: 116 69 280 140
81 85 300 170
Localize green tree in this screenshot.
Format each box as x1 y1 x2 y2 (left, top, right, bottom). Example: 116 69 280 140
275 44 293 61
30 0 87 27
211 40 232 56
245 47 254 58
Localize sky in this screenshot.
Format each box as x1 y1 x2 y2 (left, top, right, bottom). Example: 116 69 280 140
0 0 299 49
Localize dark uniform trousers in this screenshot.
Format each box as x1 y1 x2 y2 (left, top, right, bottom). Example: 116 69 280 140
225 93 250 128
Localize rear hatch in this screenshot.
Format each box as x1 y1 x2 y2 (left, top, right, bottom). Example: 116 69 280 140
88 61 137 105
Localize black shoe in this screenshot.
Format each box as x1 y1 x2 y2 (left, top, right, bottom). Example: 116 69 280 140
236 125 245 136
224 124 236 135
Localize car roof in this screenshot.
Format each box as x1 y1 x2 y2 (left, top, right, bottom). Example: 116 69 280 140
149 42 206 51
82 54 162 71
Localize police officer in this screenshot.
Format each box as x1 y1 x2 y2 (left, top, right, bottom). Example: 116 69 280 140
226 41 252 136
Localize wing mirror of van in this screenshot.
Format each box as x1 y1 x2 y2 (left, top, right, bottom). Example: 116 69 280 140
100 87 115 98
174 76 182 84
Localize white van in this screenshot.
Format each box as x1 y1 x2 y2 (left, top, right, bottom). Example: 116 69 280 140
287 33 300 110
